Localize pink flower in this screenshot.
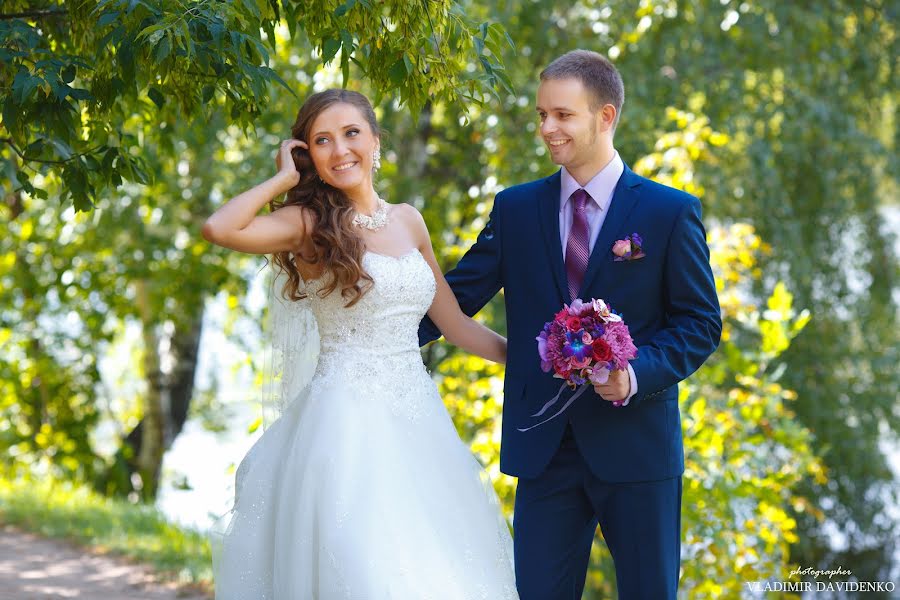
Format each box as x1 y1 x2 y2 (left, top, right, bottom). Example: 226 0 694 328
570 355 592 369
589 364 610 385
568 298 586 314
612 239 631 257
603 321 638 369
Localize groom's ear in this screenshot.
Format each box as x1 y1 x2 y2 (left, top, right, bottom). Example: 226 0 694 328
598 104 618 133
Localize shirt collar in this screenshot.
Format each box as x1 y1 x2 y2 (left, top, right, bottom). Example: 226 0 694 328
560 151 624 212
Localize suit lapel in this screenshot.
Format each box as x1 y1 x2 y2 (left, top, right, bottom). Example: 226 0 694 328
537 171 568 304
578 165 642 298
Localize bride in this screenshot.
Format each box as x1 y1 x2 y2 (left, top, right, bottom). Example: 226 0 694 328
202 89 518 599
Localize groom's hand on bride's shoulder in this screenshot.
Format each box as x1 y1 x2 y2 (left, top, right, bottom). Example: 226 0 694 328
592 369 631 403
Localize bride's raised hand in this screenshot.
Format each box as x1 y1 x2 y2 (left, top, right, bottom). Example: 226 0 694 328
202 138 311 254
275 138 309 188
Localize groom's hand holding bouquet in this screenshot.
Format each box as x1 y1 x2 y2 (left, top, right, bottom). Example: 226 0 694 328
520 298 637 431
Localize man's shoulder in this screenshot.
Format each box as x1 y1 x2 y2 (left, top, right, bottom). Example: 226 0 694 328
495 172 558 203
629 171 700 215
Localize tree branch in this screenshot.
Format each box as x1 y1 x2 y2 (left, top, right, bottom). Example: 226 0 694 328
2 137 104 165
0 8 68 21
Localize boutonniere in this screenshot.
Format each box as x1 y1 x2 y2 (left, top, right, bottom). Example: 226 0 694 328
612 233 646 261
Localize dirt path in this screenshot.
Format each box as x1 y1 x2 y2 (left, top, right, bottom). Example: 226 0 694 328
0 526 210 600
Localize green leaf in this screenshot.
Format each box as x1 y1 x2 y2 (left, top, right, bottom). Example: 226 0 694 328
478 56 493 76
262 20 277 53
83 154 101 171
50 80 69 102
322 38 341 64
208 22 225 44
50 139 74 160
73 194 95 213
201 85 215 104
136 23 167 42
339 29 353 52
68 88 93 101
61 65 76 84
24 139 45 156
130 159 151 185
503 30 516 54
388 59 407 86
494 68 515 95
179 21 191 59
97 11 120 27
154 35 171 62
334 0 357 18
12 70 40 104
98 24 126 49
148 87 165 108
3 100 19 137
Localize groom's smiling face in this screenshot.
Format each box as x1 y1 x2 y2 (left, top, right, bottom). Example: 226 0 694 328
536 77 610 180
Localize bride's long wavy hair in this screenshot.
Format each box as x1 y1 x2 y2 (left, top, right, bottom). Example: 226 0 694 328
269 89 378 307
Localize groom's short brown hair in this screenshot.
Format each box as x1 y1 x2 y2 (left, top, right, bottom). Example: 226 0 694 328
540 50 625 126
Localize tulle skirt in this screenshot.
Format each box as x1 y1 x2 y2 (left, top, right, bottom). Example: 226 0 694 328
212 363 518 599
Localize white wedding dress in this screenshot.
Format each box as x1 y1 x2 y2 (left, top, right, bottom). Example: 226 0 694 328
213 249 518 599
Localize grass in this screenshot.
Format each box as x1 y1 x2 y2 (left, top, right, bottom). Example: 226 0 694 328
0 475 213 593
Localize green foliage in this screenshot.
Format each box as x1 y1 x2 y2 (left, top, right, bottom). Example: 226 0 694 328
676 225 820 598
0 474 212 586
0 0 512 210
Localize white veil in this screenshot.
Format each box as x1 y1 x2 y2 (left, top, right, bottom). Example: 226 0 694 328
259 260 320 427
211 259 319 575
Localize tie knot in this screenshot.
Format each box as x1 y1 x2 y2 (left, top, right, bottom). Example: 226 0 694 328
571 188 590 212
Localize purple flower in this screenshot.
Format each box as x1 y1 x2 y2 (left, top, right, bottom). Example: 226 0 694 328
613 233 646 262
570 372 588 386
536 330 550 362
562 330 593 362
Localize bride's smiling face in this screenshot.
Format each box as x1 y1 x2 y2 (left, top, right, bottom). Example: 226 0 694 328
307 103 380 193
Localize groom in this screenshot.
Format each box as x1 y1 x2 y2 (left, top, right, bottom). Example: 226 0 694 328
419 50 721 598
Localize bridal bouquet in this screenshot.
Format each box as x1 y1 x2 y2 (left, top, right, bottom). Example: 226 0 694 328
519 298 638 432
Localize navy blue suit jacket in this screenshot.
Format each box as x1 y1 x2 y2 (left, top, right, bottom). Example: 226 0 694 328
419 166 722 482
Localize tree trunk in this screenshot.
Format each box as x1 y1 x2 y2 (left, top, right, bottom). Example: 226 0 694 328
166 309 203 443
133 279 165 500
107 297 204 500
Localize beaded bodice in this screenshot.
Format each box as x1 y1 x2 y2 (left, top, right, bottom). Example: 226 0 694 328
304 249 436 386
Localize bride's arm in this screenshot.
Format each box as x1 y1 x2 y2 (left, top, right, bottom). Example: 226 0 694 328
201 139 310 255
403 205 507 364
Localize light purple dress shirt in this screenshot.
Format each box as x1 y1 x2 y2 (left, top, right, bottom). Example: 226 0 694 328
559 152 638 405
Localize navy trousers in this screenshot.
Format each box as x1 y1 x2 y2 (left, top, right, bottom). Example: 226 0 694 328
513 425 682 599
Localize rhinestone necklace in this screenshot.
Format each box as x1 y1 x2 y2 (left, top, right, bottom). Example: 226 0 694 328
352 197 389 231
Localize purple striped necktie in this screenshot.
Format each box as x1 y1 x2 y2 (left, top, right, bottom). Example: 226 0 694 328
565 188 591 302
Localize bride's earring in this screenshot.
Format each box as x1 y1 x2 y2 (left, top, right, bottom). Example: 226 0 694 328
373 148 382 171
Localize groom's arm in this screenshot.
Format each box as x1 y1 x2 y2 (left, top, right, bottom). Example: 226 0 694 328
418 196 504 347
628 196 722 406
